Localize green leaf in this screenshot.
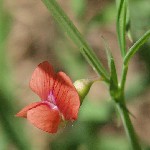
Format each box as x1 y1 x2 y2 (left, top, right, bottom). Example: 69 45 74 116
124 30 150 65
42 0 109 82
110 55 118 99
102 37 118 99
116 0 127 57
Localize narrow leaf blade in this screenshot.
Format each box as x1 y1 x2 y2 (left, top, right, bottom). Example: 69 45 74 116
124 30 150 65
116 0 127 57
101 37 118 98
42 0 109 82
110 56 118 99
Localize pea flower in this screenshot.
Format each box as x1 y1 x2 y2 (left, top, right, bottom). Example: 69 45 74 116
16 61 80 133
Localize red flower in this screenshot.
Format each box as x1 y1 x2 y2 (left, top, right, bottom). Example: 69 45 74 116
16 61 80 133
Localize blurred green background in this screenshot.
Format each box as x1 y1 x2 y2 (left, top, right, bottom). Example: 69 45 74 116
0 0 150 149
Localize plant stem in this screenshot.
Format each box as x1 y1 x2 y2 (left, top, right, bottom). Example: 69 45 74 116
115 65 141 150
42 0 109 82
116 99 141 150
120 64 128 92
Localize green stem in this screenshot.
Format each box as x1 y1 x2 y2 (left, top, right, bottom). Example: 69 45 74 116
116 99 141 150
120 64 128 92
116 65 142 150
42 0 109 82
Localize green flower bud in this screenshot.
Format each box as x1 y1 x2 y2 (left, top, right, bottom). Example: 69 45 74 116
74 78 102 104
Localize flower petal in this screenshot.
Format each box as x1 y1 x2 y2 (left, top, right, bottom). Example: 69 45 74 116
27 104 61 133
30 61 55 100
53 72 80 120
16 102 41 118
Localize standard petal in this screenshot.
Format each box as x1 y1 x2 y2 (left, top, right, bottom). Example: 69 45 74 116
16 102 41 118
27 104 61 133
30 61 55 100
53 72 80 121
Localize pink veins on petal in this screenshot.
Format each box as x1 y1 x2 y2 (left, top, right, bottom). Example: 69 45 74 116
16 61 80 133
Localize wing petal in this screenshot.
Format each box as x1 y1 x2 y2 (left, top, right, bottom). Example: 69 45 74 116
30 61 55 100
27 104 61 133
16 102 41 118
53 72 80 120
